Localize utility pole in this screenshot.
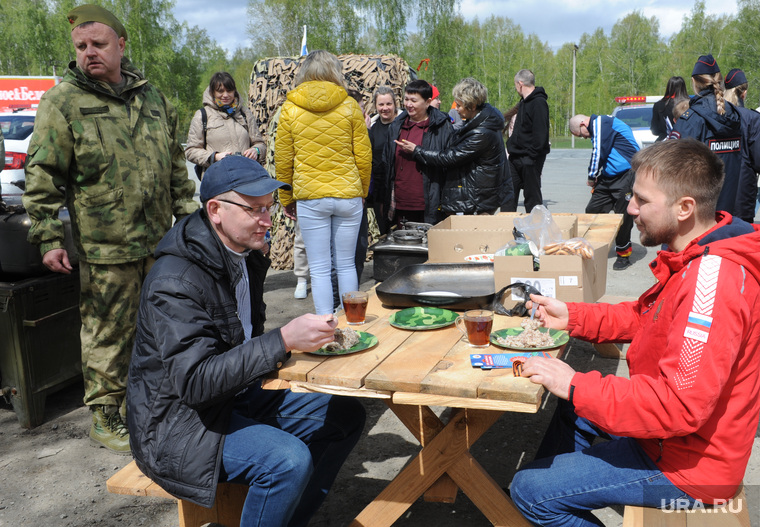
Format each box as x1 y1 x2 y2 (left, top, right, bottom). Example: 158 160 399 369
572 44 578 148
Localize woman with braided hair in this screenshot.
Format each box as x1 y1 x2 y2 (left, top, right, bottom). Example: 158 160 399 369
724 68 760 223
671 54 743 219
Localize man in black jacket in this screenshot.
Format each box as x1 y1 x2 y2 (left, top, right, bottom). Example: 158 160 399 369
507 69 551 212
127 156 365 526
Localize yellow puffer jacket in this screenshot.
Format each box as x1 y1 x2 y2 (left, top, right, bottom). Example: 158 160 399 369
275 81 371 207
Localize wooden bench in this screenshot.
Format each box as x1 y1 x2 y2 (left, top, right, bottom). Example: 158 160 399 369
622 484 750 527
106 460 247 527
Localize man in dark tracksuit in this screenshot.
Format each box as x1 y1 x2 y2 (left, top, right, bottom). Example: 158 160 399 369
506 69 550 213
570 113 640 270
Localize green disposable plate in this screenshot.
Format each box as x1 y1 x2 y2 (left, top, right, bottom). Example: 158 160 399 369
308 331 378 356
389 307 458 330
490 327 569 351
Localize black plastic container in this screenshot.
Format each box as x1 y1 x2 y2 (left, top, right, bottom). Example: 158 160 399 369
0 270 82 428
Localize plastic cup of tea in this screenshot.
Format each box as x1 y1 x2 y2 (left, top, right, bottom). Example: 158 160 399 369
342 291 369 325
455 309 494 348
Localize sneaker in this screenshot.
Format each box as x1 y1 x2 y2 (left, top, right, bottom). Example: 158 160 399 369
294 281 308 299
613 256 632 270
90 405 131 455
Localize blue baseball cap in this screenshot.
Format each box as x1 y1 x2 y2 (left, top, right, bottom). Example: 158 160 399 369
692 54 720 76
200 156 290 202
725 68 748 89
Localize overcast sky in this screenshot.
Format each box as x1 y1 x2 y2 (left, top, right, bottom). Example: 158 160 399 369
171 0 739 55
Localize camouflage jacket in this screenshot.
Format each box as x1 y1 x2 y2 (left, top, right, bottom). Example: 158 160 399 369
23 59 198 263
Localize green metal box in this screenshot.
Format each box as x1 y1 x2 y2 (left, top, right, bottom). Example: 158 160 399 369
0 271 82 428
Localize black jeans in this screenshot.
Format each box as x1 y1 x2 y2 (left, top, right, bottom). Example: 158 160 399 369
585 170 635 256
510 155 546 213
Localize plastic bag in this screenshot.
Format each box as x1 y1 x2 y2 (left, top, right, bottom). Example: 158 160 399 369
512 205 564 250
542 237 595 259
491 282 541 317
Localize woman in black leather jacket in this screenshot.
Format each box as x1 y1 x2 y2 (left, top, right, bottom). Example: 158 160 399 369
395 77 514 216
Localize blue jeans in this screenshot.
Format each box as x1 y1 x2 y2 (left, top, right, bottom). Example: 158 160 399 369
297 197 363 314
511 399 695 527
220 384 366 527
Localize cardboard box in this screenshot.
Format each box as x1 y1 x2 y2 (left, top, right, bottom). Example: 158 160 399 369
427 213 578 263
493 241 609 303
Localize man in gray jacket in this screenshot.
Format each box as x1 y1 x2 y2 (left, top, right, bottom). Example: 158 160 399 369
127 156 365 525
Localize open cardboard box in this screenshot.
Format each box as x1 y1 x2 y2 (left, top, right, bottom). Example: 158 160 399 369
493 241 609 303
426 213 608 303
426 214 578 263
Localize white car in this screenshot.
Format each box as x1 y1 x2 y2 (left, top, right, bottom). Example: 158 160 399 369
1 109 35 205
611 104 658 149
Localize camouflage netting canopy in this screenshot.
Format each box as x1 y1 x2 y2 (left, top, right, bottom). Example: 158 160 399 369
251 54 414 270
249 54 414 138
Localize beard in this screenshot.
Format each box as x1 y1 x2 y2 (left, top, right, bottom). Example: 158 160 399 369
638 220 678 248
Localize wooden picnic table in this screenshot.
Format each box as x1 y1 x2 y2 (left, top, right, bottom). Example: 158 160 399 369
263 212 623 527
264 295 560 527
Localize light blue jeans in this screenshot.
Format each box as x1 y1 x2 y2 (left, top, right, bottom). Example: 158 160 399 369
511 399 696 526
220 384 365 527
297 197 363 314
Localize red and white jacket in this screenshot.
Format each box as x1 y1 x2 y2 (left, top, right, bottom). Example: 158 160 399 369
568 212 760 503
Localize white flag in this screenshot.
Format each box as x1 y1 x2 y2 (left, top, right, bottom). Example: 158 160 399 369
300 26 308 56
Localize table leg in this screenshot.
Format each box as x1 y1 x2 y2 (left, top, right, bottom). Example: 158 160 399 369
350 405 531 527
385 401 458 503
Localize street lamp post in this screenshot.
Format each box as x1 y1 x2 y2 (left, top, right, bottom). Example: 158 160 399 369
572 44 578 148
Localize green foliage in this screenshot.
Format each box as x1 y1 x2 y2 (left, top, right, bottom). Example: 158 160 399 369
3 0 757 143
729 0 760 107
246 0 366 56
607 12 662 96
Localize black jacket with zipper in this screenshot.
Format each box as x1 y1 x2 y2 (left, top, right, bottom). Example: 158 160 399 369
127 209 286 508
411 103 513 214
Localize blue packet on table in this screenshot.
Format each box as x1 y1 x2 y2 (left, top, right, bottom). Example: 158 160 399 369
470 351 551 369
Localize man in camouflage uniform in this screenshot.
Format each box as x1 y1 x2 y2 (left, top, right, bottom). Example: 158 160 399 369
23 4 198 454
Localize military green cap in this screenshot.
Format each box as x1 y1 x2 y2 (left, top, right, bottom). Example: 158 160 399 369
67 4 128 41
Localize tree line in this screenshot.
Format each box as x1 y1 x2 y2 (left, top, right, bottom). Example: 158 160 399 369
3 0 760 139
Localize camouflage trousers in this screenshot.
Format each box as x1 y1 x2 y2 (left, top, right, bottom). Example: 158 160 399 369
79 257 155 408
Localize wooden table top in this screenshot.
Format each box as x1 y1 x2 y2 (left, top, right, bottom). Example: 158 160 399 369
266 213 619 413
266 295 564 414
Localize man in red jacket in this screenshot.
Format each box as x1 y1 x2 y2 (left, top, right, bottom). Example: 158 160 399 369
511 138 760 526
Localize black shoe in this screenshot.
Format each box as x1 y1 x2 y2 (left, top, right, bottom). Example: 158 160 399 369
613 256 632 270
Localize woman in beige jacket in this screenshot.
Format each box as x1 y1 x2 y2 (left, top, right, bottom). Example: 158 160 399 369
185 72 266 178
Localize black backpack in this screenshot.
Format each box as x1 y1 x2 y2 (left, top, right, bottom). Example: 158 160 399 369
193 107 207 179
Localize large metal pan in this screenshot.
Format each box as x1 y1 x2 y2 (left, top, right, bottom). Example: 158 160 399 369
376 262 495 310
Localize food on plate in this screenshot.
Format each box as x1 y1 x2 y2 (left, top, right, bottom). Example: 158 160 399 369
323 327 360 352
495 319 555 348
521 318 542 331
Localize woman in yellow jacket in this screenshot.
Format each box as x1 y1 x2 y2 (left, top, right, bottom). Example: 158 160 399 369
276 50 372 315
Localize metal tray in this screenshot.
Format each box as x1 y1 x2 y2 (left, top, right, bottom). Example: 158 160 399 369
376 263 495 310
